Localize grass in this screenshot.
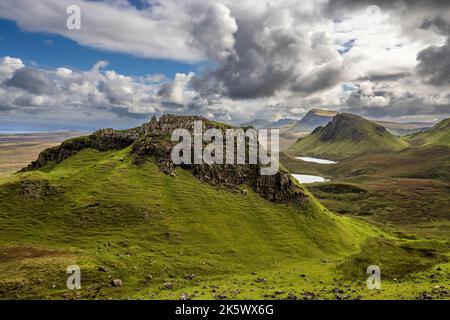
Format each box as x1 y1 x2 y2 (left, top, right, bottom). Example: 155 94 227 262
405 118 450 147
0 145 448 299
287 114 408 160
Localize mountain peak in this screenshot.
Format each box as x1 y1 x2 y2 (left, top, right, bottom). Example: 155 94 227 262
288 113 407 159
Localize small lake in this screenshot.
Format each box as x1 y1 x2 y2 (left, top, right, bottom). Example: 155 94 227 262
291 174 329 184
295 156 337 164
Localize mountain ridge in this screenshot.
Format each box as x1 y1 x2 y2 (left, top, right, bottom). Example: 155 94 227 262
287 113 408 159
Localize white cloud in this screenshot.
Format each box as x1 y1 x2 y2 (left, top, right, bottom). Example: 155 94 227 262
1 0 450 125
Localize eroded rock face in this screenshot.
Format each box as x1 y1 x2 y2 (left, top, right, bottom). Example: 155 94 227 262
23 115 308 204
25 128 140 170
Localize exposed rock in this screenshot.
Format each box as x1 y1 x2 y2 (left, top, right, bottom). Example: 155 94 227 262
22 114 309 205
420 292 433 300
184 274 196 281
179 293 190 300
24 128 140 171
110 279 123 287
286 292 298 300
161 282 173 290
20 180 60 199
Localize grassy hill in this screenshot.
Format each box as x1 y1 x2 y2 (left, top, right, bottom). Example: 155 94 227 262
405 118 450 147
0 115 448 300
0 148 382 299
287 113 408 159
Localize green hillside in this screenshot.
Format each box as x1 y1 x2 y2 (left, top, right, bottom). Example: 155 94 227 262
0 146 382 299
287 113 408 159
405 118 450 147
0 115 447 300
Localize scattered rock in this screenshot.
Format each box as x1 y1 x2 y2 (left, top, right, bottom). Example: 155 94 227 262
110 279 123 287
287 293 298 300
161 282 173 290
255 278 267 283
184 274 196 281
332 288 343 294
301 292 316 300
98 266 108 272
215 294 228 300
179 293 190 300
420 292 433 300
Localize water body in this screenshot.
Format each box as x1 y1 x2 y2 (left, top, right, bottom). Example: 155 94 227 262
295 156 337 164
291 174 329 184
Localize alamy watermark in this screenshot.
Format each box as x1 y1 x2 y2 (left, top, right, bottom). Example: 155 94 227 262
66 5 81 30
171 121 279 175
367 265 381 290
67 265 81 290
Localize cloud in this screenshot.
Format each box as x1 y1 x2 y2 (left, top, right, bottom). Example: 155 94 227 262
1 0 450 126
0 56 24 82
190 3 238 61
5 67 52 95
0 0 203 62
416 38 450 85
416 16 450 86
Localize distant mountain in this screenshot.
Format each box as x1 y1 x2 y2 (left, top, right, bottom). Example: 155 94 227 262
271 118 298 127
240 118 298 129
374 121 434 136
288 109 338 132
239 119 272 129
405 118 450 147
287 113 408 159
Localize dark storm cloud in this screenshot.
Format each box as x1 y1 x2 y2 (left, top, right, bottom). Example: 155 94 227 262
0 104 13 112
416 38 450 85
342 96 450 118
357 72 411 82
191 40 294 100
191 8 344 100
291 65 342 94
4 67 51 95
416 16 450 86
421 16 450 35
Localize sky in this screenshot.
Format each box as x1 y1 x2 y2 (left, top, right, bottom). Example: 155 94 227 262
0 0 450 130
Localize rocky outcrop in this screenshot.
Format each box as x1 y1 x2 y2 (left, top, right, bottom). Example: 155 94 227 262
21 180 60 199
24 127 141 170
24 115 308 204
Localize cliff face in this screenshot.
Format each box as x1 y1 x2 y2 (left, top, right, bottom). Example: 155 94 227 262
24 115 308 205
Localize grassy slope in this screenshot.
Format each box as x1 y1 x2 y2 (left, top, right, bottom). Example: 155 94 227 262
0 147 448 299
405 118 450 147
281 144 450 239
287 114 408 159
0 147 384 299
